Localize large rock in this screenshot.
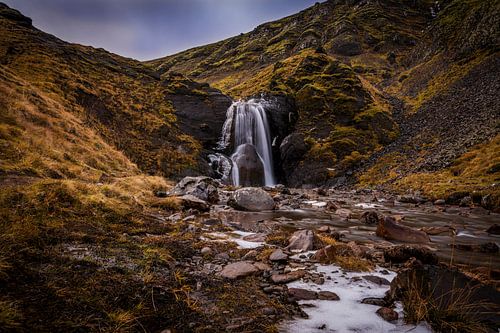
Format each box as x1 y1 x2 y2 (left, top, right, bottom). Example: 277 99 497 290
383 245 438 265
231 144 264 186
288 288 318 301
269 249 288 262
178 195 210 212
230 187 275 211
286 230 314 252
376 216 430 243
270 270 306 284
171 176 219 203
390 265 500 330
219 261 259 280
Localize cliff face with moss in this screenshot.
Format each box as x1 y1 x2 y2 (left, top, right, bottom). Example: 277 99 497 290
151 0 499 200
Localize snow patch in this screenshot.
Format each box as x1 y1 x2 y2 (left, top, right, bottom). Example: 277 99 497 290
281 264 432 333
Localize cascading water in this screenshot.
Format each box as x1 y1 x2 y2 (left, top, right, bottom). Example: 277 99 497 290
218 99 275 186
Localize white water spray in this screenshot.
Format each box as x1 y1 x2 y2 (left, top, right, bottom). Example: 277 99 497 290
219 99 275 186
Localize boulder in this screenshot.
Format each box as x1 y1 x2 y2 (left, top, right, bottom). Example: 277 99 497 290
362 275 391 286
178 195 210 212
269 249 288 262
376 307 398 322
376 216 430 243
171 176 219 203
335 208 352 219
219 261 259 279
361 211 379 225
318 291 340 300
331 34 362 56
231 144 265 186
361 297 387 306
486 224 500 235
230 187 275 211
383 245 438 265
288 288 318 301
286 230 314 252
270 270 306 284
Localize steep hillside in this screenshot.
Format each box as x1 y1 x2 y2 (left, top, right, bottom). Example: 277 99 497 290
150 0 433 91
0 3 230 183
360 0 500 204
151 0 499 202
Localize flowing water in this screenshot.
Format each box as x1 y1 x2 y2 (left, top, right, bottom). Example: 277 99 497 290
218 99 275 186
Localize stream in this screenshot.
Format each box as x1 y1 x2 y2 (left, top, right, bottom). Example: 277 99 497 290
205 189 499 332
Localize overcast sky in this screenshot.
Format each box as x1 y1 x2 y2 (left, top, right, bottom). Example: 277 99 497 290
5 0 319 60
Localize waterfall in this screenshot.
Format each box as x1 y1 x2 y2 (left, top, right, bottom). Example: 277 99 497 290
218 99 275 186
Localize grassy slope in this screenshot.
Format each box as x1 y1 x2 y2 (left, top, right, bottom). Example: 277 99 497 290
360 0 500 204
0 4 212 181
0 5 287 332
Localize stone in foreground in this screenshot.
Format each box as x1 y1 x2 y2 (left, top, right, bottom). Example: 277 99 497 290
376 307 399 322
230 187 275 211
286 229 314 252
376 216 430 243
219 261 259 279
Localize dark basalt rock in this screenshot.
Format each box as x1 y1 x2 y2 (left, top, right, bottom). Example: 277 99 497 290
231 144 265 187
168 86 232 149
383 245 438 265
390 265 500 330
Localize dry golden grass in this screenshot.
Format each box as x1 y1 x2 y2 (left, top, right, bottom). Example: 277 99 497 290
0 300 23 330
403 279 493 333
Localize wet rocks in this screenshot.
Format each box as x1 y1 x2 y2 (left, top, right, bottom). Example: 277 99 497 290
286 230 314 252
178 195 210 212
376 307 398 322
376 216 430 243
362 275 391 286
450 242 499 254
288 288 340 301
171 176 219 203
434 199 446 205
335 208 352 219
383 245 438 265
361 211 379 225
361 297 387 306
269 249 288 262
397 195 426 204
288 288 318 301
200 247 213 255
219 261 260 279
420 226 453 235
486 224 500 235
270 270 306 284
318 291 340 300
230 187 275 211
